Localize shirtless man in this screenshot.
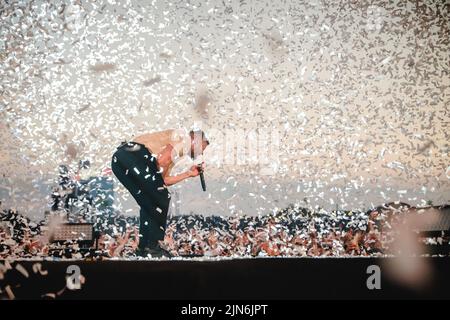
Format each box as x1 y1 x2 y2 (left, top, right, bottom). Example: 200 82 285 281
111 129 209 257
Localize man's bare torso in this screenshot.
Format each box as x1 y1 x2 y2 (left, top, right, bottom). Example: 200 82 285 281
133 129 187 177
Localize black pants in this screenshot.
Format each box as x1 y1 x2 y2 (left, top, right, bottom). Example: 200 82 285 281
111 142 170 250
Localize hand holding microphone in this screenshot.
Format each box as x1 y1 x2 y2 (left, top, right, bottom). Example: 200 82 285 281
188 162 206 191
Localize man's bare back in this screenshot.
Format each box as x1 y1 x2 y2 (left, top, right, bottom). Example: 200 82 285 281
133 129 185 177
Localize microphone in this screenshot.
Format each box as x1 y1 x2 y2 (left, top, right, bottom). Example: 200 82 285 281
198 164 206 192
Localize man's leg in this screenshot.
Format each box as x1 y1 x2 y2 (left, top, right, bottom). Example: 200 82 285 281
138 204 166 250
113 147 170 217
111 155 141 197
112 148 170 250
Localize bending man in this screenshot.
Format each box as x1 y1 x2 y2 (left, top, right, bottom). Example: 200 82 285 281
111 129 209 257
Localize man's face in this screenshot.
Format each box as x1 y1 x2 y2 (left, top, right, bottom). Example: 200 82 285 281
190 138 208 159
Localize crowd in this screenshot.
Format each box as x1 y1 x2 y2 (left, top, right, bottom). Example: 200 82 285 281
2 201 440 259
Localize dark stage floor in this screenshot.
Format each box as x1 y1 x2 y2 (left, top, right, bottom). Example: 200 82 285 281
1 257 449 300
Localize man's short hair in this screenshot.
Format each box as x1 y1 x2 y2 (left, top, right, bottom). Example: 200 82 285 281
189 129 210 145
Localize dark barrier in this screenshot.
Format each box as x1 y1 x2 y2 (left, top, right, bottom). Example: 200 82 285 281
1 257 449 300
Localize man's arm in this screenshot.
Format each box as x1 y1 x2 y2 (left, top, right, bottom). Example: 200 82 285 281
157 144 203 186
163 165 201 186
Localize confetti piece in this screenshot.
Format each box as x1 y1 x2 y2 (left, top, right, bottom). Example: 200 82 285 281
15 264 29 278
90 63 116 72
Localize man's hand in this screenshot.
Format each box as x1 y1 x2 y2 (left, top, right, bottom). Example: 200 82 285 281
164 163 205 186
187 163 205 177
187 165 200 177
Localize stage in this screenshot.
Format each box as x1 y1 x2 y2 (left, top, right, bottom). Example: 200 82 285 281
1 257 449 300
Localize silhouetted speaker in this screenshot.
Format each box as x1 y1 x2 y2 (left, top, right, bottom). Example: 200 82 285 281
414 205 450 235
51 223 94 244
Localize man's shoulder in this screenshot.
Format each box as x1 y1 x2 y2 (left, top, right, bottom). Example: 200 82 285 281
168 128 189 141
139 129 177 139
152 128 186 136
139 128 189 145
169 129 191 158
